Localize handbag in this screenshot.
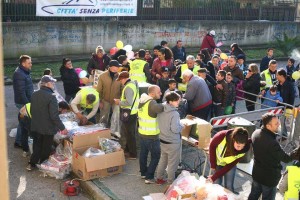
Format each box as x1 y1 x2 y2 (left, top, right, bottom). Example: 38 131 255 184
120 81 138 122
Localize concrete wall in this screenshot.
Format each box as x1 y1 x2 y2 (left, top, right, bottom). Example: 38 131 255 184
3 21 300 59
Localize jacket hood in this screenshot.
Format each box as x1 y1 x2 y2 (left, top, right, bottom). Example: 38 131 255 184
139 93 153 103
162 102 177 112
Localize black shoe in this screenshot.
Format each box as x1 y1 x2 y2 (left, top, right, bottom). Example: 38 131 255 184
14 143 22 149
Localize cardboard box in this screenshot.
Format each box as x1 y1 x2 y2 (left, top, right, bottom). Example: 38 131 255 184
71 129 125 180
180 117 212 149
63 128 111 150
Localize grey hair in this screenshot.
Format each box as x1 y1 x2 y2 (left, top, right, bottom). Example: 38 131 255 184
182 69 194 78
186 55 195 61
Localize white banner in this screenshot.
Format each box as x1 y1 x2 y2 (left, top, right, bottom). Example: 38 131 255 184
36 0 137 17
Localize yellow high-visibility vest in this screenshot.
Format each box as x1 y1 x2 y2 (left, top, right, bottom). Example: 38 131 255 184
178 64 200 92
284 166 300 200
120 81 139 115
216 137 245 166
78 88 99 109
130 59 147 83
138 100 159 135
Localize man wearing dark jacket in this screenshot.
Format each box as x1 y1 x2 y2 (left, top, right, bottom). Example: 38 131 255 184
13 55 34 148
171 40 186 62
87 46 111 74
27 75 67 170
249 113 300 200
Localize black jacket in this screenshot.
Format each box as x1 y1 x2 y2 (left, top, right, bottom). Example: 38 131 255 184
87 53 111 74
243 73 261 97
252 128 295 187
277 80 295 108
30 86 65 135
13 65 34 105
60 66 81 96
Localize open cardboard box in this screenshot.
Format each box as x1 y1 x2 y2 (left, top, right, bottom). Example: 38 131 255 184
71 129 125 180
180 117 212 149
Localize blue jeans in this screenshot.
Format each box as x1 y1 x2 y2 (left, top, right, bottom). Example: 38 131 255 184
215 165 237 192
139 136 161 180
248 180 277 200
15 104 24 145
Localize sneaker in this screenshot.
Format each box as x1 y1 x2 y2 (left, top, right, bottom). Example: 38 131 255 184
141 175 146 179
26 164 36 171
145 179 155 184
22 151 30 158
156 178 167 185
14 143 22 149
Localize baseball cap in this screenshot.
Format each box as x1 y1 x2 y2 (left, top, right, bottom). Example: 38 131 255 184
116 71 129 81
161 67 169 73
109 60 121 67
209 30 216 36
40 75 56 83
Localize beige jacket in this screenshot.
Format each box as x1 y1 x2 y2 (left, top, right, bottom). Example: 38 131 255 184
96 70 122 105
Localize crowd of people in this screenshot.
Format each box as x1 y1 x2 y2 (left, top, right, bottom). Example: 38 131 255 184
12 31 300 199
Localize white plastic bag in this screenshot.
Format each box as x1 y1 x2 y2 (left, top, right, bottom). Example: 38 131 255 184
9 128 17 137
110 105 120 136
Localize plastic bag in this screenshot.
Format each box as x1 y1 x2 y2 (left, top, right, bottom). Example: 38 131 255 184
9 128 17 137
37 159 71 179
82 147 105 158
110 105 120 136
98 138 122 154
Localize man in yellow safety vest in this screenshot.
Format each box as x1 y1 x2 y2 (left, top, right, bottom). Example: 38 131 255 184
138 85 163 184
114 71 139 160
129 49 152 83
174 55 200 92
71 87 99 125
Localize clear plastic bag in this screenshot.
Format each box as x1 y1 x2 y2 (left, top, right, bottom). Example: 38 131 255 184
37 159 71 179
82 147 105 158
98 138 121 154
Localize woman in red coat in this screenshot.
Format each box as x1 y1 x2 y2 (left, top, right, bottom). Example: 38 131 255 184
200 30 216 54
151 47 175 83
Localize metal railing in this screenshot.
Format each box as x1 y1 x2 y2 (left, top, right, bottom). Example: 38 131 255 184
2 0 299 22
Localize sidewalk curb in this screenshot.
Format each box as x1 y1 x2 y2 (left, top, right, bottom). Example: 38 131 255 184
79 179 111 200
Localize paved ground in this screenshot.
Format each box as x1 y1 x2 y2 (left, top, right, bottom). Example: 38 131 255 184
5 60 298 200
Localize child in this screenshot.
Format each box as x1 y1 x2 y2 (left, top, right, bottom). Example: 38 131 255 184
261 85 283 109
213 70 228 116
175 90 188 119
157 67 170 102
162 79 178 102
225 72 236 114
156 92 184 184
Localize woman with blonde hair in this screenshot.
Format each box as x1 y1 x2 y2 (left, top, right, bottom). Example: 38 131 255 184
243 63 261 111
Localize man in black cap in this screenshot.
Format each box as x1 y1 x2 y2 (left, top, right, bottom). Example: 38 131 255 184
97 60 122 134
27 75 67 170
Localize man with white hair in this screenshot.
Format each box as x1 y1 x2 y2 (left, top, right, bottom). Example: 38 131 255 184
183 70 212 121
200 30 216 54
175 55 200 92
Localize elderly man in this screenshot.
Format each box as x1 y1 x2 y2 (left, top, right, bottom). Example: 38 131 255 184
71 87 99 125
138 85 163 184
28 75 67 171
248 113 300 200
175 55 200 92
114 71 139 159
183 70 212 121
97 60 122 134
260 60 278 95
87 45 111 75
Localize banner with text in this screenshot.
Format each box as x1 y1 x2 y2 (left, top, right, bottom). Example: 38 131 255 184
36 0 137 17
